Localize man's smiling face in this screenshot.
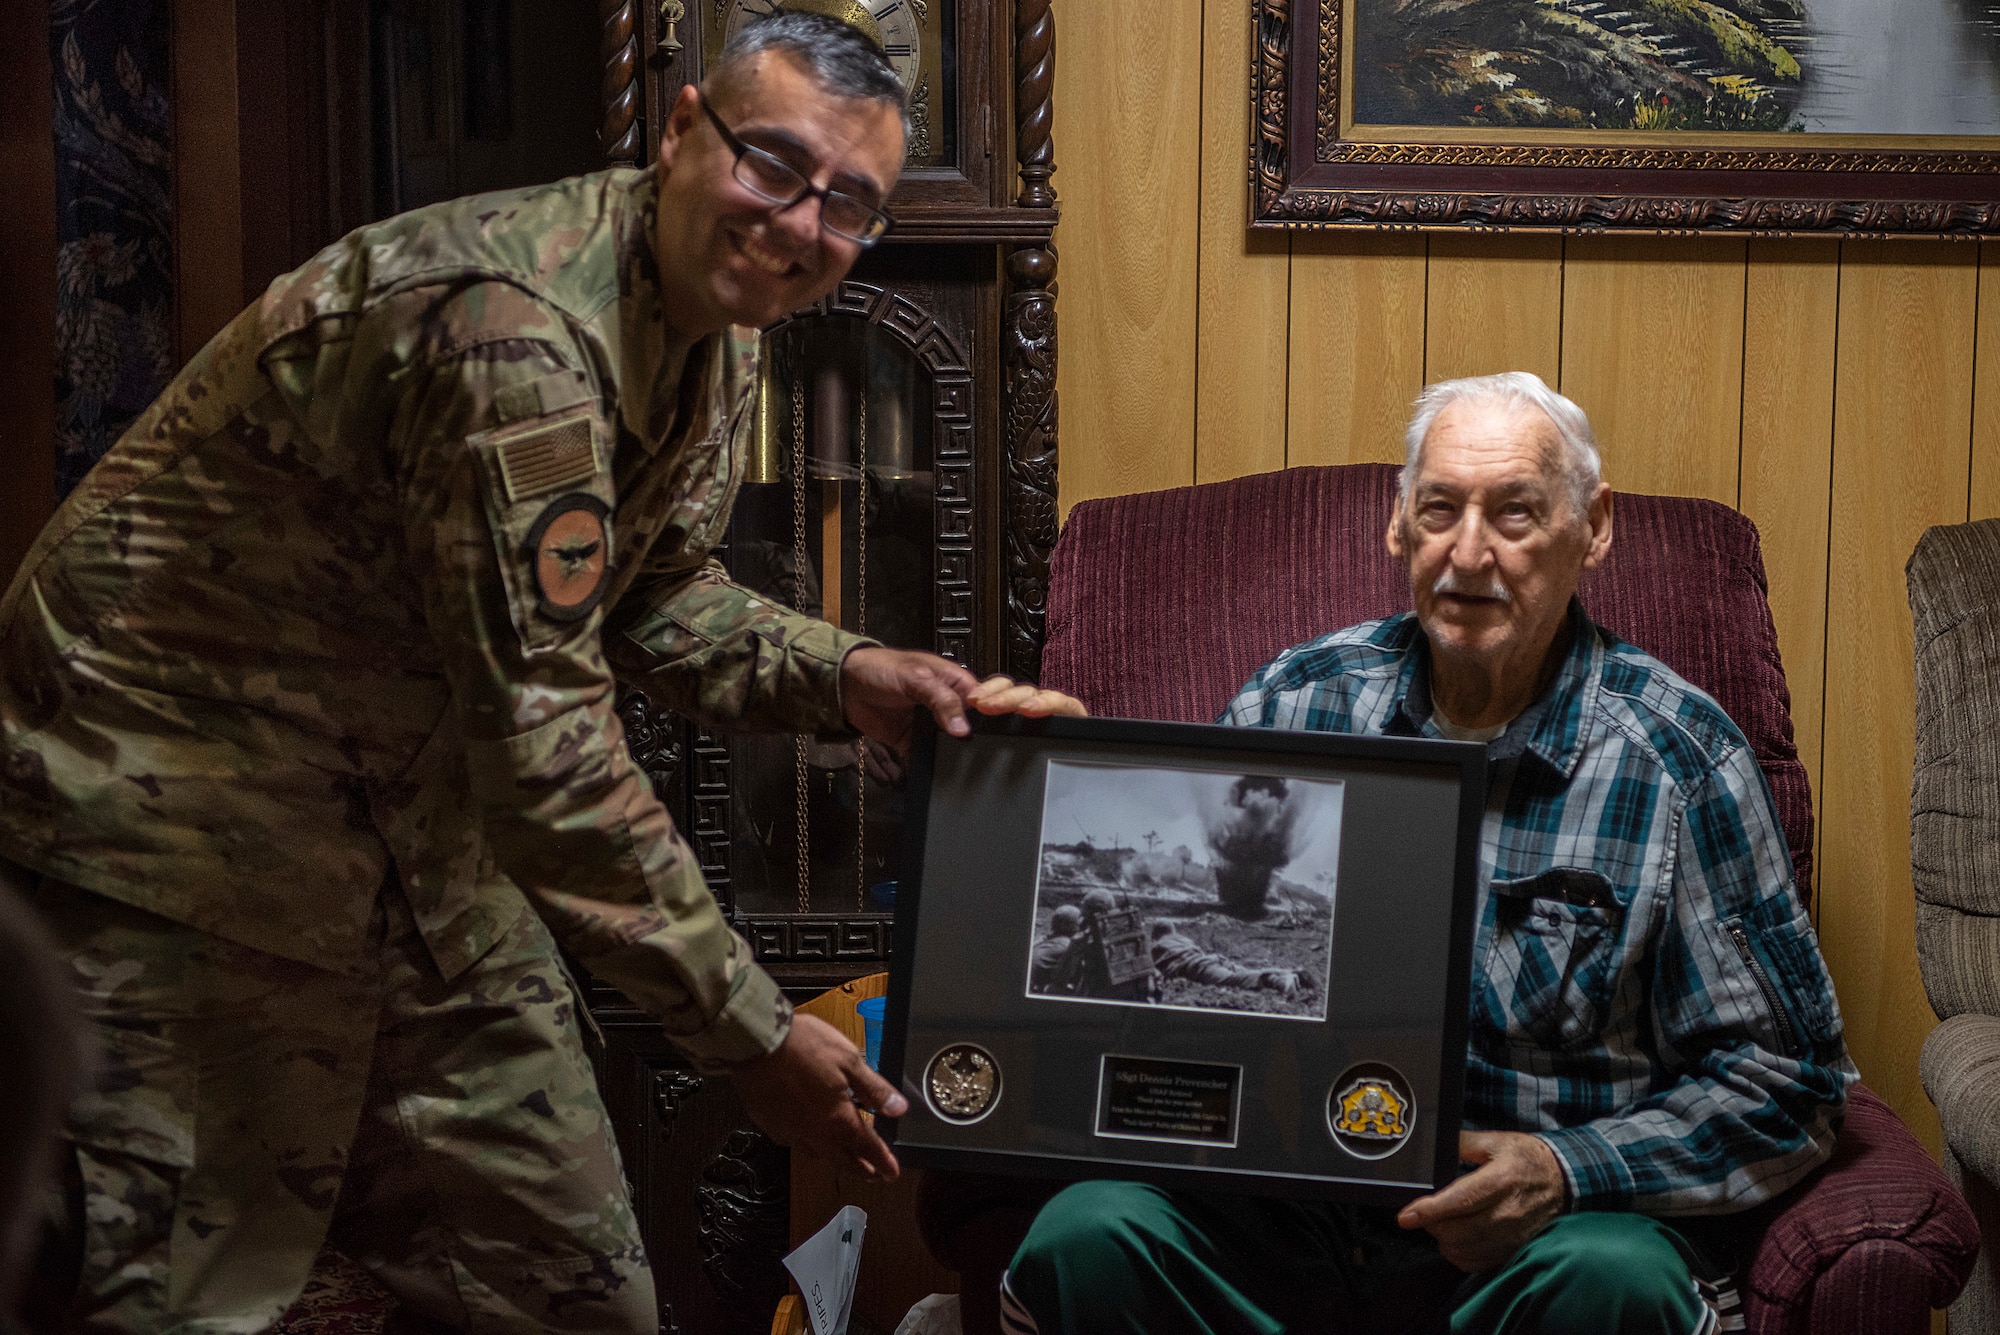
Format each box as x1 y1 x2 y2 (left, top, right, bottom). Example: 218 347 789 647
652 52 904 336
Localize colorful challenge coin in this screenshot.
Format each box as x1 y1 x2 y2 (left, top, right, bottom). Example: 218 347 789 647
1326 1062 1418 1161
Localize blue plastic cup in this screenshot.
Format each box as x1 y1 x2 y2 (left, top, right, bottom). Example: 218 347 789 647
856 996 887 1072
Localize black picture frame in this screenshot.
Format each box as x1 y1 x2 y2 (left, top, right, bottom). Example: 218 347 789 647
881 713 1487 1207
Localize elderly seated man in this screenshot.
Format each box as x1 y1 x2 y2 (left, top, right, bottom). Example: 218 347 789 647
998 372 1855 1335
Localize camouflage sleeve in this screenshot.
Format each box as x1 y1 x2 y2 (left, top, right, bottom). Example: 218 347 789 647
603 562 877 735
392 286 788 1071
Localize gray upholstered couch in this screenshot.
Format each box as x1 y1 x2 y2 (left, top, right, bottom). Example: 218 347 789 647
1909 520 2000 1334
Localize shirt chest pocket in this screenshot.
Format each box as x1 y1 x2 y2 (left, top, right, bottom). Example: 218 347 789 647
633 404 744 567
1482 868 1627 1051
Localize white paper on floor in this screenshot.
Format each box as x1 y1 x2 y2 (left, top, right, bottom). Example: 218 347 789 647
894 1292 963 1335
783 1204 868 1335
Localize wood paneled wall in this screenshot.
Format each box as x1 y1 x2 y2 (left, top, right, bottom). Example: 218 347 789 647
1054 0 2000 1159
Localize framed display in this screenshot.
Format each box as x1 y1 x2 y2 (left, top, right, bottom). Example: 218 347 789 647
882 715 1487 1206
1253 0 2000 237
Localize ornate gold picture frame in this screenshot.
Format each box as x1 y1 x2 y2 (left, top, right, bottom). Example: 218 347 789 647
1252 0 2000 236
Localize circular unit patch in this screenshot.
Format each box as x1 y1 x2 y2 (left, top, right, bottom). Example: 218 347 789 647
525 494 611 623
1325 1062 1418 1161
923 1043 1001 1125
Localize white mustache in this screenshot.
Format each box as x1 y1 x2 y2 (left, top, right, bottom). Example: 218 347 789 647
1432 570 1511 602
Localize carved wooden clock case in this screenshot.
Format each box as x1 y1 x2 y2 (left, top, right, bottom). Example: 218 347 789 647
581 3 1058 1329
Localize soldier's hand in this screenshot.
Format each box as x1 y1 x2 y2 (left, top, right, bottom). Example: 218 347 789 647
732 1014 908 1181
841 649 1087 755
842 647 979 751
1396 1131 1565 1273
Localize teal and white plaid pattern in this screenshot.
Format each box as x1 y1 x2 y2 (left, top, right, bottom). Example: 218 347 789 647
1223 602 1855 1215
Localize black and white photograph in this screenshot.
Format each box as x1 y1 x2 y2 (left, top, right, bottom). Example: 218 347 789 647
1024 760 1345 1020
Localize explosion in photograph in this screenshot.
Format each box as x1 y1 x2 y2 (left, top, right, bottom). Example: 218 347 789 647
1207 775 1305 920
1024 760 1345 1021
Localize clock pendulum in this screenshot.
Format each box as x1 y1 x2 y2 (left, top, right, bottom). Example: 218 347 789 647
786 344 875 913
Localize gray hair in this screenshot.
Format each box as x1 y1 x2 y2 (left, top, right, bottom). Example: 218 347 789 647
1400 372 1604 519
710 12 910 135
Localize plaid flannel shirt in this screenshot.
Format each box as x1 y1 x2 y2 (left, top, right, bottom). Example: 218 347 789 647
1222 602 1855 1215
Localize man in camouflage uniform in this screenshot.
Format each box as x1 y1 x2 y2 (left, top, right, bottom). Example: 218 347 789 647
0 16 1077 1333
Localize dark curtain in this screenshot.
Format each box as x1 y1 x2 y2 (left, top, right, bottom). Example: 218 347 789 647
48 0 173 499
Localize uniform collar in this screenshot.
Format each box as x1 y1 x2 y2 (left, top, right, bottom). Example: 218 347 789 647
615 166 716 454
1388 599 1600 780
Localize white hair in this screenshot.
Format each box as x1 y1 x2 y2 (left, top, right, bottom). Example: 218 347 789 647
1400 372 1603 519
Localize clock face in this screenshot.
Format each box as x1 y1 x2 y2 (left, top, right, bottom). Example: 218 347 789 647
722 1 921 91
713 0 950 166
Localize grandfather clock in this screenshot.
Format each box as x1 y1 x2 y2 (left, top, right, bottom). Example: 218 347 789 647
581 3 1059 1330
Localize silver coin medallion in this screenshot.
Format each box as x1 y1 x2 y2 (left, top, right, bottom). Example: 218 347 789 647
923 1043 1001 1124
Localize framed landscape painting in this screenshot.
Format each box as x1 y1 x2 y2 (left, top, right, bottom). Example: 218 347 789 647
1252 0 2000 235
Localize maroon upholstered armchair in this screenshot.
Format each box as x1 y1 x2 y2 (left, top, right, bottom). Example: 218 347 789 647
922 463 1978 1335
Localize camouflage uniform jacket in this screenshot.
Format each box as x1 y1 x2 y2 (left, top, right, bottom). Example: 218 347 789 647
0 166 865 1067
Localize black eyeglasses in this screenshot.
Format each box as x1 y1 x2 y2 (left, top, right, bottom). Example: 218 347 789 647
699 95 895 246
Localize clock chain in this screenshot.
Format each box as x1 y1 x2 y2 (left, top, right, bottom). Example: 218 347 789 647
855 389 867 912
791 366 811 915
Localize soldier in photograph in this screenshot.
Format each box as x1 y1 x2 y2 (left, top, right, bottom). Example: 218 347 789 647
1147 921 1301 997
1064 888 1157 1003
1028 904 1085 995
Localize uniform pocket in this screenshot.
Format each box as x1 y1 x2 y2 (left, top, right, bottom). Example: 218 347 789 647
1484 869 1625 1050
65 1023 195 1169
60 1024 195 1317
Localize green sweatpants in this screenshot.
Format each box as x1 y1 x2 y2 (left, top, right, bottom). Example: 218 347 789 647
25 876 655 1334
1002 1180 1716 1335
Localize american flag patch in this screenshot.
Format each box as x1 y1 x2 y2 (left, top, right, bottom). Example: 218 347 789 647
495 412 600 503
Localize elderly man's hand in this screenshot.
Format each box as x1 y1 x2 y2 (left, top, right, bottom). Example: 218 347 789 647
1397 1130 1565 1273
731 1014 908 1181
841 647 1087 755
966 675 1087 720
